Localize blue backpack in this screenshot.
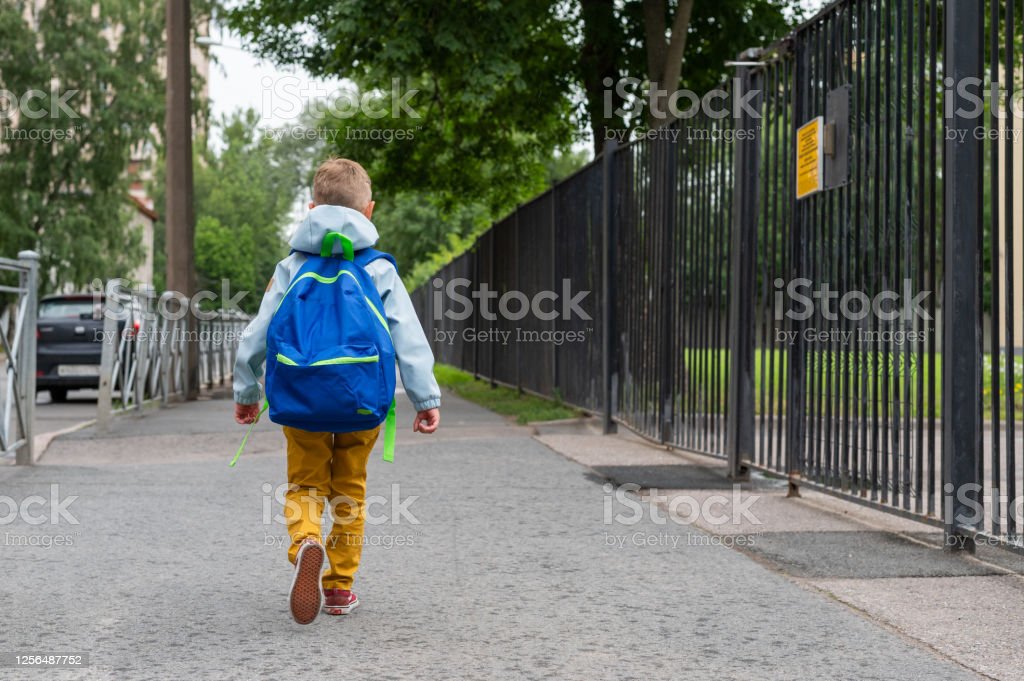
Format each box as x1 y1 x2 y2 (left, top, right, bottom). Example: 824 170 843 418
231 232 398 466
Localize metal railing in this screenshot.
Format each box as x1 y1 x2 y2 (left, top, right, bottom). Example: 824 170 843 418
0 268 249 461
0 251 39 464
95 283 249 429
198 311 249 390
412 0 1022 552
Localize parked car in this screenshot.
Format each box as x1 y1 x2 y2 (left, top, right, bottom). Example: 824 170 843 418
35 294 106 402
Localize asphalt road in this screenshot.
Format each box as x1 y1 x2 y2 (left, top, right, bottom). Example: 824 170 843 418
0 393 980 680
33 389 99 435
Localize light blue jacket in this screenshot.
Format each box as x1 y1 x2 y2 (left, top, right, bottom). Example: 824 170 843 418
232 205 442 412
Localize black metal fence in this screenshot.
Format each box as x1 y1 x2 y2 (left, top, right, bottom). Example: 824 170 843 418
411 159 608 414
412 0 1024 551
980 0 1024 545
747 1 948 521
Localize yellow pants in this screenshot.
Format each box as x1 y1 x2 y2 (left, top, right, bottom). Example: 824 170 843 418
282 425 381 590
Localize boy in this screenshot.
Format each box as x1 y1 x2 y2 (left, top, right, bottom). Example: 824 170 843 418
233 158 441 625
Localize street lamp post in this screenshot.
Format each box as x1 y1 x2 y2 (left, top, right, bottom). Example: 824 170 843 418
165 0 198 400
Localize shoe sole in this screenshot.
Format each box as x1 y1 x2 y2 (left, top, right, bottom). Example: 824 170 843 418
324 596 359 616
289 542 324 625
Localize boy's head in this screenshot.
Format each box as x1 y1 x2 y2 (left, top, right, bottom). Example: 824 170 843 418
310 157 374 219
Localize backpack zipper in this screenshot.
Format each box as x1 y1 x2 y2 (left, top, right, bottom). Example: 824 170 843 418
275 352 379 367
278 268 392 339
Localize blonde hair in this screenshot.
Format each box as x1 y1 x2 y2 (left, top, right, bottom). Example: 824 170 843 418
312 157 372 209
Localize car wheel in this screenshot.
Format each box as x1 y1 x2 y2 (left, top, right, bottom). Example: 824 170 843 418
49 388 68 403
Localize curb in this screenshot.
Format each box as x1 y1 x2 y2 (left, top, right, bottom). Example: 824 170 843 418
528 416 601 436
32 419 96 463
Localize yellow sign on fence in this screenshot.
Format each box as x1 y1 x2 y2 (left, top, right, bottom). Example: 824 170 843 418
796 116 824 200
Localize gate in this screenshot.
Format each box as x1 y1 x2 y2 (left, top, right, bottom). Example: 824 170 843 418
412 0 1021 551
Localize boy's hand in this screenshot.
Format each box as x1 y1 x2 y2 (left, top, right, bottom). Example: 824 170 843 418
413 408 440 434
235 402 261 425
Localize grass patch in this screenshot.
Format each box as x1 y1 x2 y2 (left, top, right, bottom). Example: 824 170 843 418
434 364 584 424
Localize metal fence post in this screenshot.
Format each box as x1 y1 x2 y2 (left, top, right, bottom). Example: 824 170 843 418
551 185 559 398
785 41 810 497
513 208 522 394
659 132 677 445
216 316 225 386
489 225 497 388
601 139 619 434
134 286 153 409
161 311 172 405
942 0 983 553
15 251 38 465
726 62 761 481
182 309 194 399
96 288 117 432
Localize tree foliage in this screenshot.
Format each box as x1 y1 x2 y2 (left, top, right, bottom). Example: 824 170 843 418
0 0 219 291
0 0 168 288
577 0 801 147
228 0 577 217
153 109 318 312
228 0 801 190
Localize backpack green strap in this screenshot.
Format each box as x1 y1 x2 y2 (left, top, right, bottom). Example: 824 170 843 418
382 398 396 463
229 399 269 467
321 232 355 260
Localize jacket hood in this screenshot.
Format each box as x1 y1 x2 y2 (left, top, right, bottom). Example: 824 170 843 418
287 205 379 255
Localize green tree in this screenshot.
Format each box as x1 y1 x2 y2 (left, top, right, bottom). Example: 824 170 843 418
0 0 218 289
228 0 577 217
153 109 319 311
227 1 801 185
372 192 490 279
590 0 800 144
0 0 169 288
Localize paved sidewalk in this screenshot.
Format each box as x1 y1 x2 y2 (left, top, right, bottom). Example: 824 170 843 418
0 392 983 680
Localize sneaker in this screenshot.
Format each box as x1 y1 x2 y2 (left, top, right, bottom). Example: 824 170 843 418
323 588 359 616
289 539 325 625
